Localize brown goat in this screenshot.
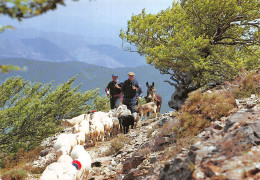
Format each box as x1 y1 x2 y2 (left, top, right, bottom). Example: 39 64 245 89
139 102 157 120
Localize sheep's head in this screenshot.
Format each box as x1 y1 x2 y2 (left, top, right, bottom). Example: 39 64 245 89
132 112 140 122
61 119 70 126
73 124 80 133
84 114 91 121
117 104 127 111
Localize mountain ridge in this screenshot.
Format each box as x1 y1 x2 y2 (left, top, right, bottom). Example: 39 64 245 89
0 58 173 113
0 28 146 68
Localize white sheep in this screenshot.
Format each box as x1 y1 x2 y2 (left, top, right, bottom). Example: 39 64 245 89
132 112 140 128
61 114 89 127
117 104 128 111
54 133 77 158
40 161 77 180
54 141 71 159
116 107 131 118
75 131 85 145
112 117 120 136
57 154 73 163
90 120 104 146
73 120 90 145
90 111 108 122
108 109 117 118
102 116 113 139
71 145 92 180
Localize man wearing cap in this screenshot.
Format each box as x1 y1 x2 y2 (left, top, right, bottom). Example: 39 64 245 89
122 72 143 113
105 74 122 109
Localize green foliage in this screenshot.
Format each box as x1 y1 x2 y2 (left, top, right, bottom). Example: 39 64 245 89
0 64 27 74
120 0 260 92
2 168 28 180
0 76 99 155
138 97 146 106
0 0 78 24
93 95 110 112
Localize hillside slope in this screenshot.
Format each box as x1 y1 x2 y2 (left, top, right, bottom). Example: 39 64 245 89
23 94 259 180
1 71 259 180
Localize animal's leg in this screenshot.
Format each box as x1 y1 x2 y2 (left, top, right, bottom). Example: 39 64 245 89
126 126 129 133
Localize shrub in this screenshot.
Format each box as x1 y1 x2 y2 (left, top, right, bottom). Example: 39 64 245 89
104 134 126 156
93 95 110 112
0 76 99 165
165 137 193 160
174 89 236 139
231 70 260 99
136 147 151 158
2 168 28 180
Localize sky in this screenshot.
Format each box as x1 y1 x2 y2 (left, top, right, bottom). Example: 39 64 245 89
1 0 173 46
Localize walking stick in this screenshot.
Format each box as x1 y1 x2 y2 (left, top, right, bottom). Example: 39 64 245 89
105 96 109 112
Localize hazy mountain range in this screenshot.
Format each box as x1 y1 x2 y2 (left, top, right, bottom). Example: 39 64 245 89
0 58 174 113
0 28 146 68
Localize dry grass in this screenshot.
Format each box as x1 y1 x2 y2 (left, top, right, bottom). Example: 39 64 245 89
230 70 260 99
136 148 151 158
165 137 194 160
173 89 236 139
104 134 129 156
158 120 178 137
0 146 43 172
0 146 44 179
1 168 28 180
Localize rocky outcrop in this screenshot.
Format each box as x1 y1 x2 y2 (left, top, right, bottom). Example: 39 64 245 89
160 95 260 180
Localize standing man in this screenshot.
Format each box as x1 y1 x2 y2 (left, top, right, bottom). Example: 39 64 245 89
105 74 122 109
122 72 143 113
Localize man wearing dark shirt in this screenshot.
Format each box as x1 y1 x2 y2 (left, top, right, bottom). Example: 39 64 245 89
121 72 143 113
105 74 122 109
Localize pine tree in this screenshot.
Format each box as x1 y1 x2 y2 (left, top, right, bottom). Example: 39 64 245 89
0 76 99 154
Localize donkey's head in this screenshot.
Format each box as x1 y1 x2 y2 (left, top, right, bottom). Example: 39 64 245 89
145 82 156 103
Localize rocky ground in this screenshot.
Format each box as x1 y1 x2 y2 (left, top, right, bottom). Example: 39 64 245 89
23 92 260 180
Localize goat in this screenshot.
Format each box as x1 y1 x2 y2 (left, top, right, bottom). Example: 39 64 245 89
118 115 135 134
139 102 157 120
132 112 140 128
40 161 77 180
73 119 90 145
103 116 113 139
89 120 104 146
61 114 89 127
54 133 78 158
111 117 120 135
71 145 92 180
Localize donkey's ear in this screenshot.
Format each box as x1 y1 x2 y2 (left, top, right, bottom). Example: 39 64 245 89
146 82 149 87
152 82 154 88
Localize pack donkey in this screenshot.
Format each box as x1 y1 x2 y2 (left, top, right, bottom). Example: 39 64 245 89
144 82 162 113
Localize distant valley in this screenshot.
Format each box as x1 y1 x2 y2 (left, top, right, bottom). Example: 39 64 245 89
0 58 174 113
0 28 146 68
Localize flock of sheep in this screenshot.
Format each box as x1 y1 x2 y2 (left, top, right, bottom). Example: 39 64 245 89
39 104 147 180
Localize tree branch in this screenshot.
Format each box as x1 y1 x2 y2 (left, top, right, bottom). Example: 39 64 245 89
164 80 178 88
